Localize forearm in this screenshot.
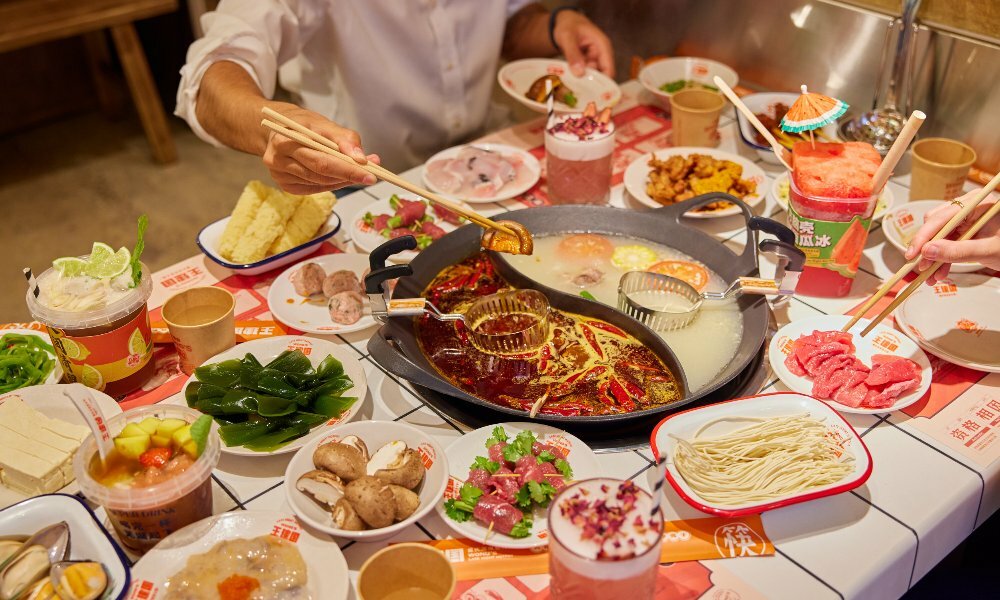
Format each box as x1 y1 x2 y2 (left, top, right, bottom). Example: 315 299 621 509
502 3 556 61
194 60 297 156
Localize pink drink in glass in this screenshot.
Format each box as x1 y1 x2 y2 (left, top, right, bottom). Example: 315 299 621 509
548 478 663 599
545 113 615 205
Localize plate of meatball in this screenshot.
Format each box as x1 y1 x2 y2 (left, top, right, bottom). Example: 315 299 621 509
268 253 377 334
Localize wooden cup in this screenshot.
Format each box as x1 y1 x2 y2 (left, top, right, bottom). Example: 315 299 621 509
669 89 725 147
357 543 456 600
162 286 235 375
910 138 976 201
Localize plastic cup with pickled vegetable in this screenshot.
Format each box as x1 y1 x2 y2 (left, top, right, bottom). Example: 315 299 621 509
74 405 219 553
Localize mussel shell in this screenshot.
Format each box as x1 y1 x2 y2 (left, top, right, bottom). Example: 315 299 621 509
20 578 56 600
0 543 22 571
50 561 109 600
0 545 50 600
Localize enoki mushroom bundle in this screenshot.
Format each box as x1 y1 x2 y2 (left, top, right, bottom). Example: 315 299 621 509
671 414 854 506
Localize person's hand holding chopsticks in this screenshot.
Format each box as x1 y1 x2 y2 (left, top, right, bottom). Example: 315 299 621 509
262 105 381 195
905 190 1000 283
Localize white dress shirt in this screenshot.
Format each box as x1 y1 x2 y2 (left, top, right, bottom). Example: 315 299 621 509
176 0 534 171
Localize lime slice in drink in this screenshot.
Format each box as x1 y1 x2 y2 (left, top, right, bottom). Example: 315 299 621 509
53 257 89 277
128 328 147 356
60 338 90 360
89 242 116 263
85 247 131 279
80 364 104 390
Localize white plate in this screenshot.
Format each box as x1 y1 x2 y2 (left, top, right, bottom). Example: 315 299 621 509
180 336 367 456
769 314 932 414
769 171 894 222
0 328 63 385
350 195 464 263
623 148 766 218
285 420 449 542
196 211 342 277
421 143 541 203
734 92 840 164
650 392 872 517
434 422 601 550
268 254 377 335
881 200 982 272
0 384 122 505
895 274 1000 372
498 59 621 114
0 494 131 600
130 510 349 600
637 56 738 106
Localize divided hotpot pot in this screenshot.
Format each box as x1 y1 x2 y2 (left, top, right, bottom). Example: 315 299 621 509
366 193 784 424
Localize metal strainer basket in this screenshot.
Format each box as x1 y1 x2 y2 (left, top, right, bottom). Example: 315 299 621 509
464 289 550 355
618 271 704 331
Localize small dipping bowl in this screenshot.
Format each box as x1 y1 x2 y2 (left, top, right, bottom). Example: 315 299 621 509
618 271 702 331
464 289 550 355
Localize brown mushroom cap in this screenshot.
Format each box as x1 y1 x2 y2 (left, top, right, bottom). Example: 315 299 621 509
371 448 425 490
344 476 395 529
387 485 421 521
332 498 366 531
313 442 366 481
296 470 346 511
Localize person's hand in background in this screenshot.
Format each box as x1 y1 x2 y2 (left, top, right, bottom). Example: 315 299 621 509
904 190 1000 283
551 10 614 78
262 106 380 195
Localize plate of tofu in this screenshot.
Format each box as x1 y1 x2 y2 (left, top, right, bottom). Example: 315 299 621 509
197 180 342 276
0 384 121 504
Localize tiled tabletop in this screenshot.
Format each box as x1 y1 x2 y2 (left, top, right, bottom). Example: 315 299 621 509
12 81 998 600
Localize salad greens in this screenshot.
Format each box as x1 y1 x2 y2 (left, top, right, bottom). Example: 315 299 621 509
186 350 356 452
659 79 718 94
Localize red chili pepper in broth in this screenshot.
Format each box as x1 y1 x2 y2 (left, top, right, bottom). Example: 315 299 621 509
543 403 587 417
625 380 646 401
609 377 635 410
578 324 604 358
586 321 627 338
597 381 611 404
454 320 470 345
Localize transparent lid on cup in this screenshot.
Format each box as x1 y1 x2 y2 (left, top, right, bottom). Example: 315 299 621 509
73 405 220 511
26 262 152 330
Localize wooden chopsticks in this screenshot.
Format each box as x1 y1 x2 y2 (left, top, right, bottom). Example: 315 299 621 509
844 170 1000 336
260 107 515 236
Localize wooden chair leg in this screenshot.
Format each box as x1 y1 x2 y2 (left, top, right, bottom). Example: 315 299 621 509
109 22 177 164
83 31 126 120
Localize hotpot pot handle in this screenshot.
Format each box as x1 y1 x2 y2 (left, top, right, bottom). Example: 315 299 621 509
369 235 418 271
367 329 476 399
651 192 761 275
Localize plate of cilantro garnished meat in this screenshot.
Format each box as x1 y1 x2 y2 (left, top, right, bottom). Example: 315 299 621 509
435 423 601 549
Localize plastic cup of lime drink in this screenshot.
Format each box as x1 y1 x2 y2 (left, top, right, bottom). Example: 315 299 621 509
26 217 156 397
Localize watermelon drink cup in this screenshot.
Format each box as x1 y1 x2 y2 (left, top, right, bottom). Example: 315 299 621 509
548 478 664 599
545 111 615 205
787 142 881 297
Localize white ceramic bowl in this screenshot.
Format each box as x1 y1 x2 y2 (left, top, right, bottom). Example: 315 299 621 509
638 57 738 108
196 211 342 276
734 92 840 164
285 420 449 542
0 494 131 599
498 58 621 114
650 392 872 517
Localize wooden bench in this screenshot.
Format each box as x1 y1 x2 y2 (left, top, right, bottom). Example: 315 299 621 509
0 0 179 163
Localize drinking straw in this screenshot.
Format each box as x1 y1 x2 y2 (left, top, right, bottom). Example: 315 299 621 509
713 76 792 171
650 453 666 525
545 78 555 128
22 268 39 298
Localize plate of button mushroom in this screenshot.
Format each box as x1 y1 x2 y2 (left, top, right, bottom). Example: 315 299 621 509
268 253 377 334
284 421 448 541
